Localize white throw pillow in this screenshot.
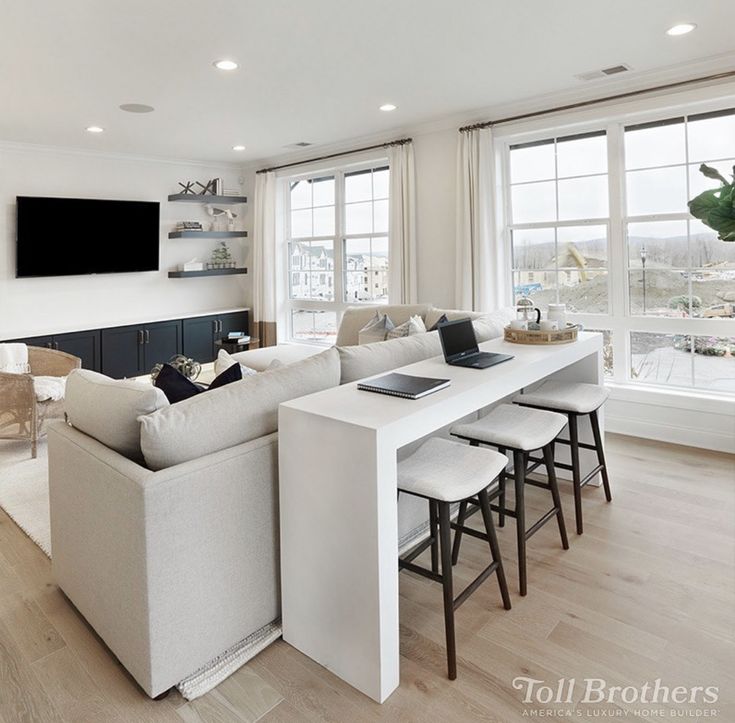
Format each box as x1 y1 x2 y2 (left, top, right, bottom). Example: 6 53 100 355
386 315 426 339
214 348 259 377
358 312 395 345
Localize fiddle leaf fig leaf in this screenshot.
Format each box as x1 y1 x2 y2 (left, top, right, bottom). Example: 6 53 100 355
699 163 728 184
689 165 735 242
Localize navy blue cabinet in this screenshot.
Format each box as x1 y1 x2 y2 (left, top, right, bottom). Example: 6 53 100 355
8 330 101 371
182 310 248 363
101 320 182 378
5 310 245 379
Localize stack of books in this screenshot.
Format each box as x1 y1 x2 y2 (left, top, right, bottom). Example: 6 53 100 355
176 221 203 231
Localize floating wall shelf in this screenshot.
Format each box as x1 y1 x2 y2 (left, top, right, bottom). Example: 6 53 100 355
168 268 248 278
168 194 247 204
168 230 248 239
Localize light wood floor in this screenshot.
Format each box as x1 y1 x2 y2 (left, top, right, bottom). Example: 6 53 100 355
1 434 733 722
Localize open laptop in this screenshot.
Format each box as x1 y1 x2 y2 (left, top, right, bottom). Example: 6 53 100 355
437 318 514 369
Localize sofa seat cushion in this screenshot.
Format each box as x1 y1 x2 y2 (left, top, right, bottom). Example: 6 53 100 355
336 304 431 346
140 348 341 470
222 343 324 372
64 369 169 463
338 332 442 384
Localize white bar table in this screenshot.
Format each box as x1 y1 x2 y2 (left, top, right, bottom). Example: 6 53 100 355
279 332 603 703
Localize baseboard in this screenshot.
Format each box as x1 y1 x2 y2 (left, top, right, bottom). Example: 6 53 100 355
606 412 735 454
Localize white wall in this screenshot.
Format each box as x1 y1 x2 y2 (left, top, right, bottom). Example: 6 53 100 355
0 144 252 339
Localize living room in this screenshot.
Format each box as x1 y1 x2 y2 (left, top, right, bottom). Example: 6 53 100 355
0 2 733 721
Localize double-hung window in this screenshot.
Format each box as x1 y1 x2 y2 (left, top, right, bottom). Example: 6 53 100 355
505 105 735 394
285 164 389 343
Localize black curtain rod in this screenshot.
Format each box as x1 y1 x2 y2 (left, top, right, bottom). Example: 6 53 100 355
256 138 412 175
459 70 735 132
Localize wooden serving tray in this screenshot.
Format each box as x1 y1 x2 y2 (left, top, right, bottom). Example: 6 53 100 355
504 323 579 345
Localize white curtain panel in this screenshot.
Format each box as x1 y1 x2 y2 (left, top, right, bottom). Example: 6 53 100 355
455 127 507 311
388 142 418 304
251 171 278 345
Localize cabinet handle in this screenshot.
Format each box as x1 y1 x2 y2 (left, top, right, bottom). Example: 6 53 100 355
218 320 223 332
47 341 53 348
54 341 59 350
138 330 144 345
213 320 218 333
145 329 150 344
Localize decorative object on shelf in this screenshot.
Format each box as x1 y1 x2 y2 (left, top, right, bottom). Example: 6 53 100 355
181 259 205 272
150 354 202 382
195 179 217 195
178 181 196 194
176 221 203 231
206 205 238 232
208 241 236 269
176 179 225 197
504 323 579 345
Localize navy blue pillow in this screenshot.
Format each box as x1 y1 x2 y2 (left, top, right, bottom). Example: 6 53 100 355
154 362 242 404
429 314 449 332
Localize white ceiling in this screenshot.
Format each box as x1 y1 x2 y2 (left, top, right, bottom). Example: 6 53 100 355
1 0 734 164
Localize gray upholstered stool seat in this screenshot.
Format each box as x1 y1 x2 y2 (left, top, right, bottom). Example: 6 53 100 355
513 380 609 414
450 403 567 452
513 380 612 536
397 436 511 681
398 437 508 502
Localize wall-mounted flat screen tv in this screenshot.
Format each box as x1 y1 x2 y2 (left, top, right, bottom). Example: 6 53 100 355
16 196 160 277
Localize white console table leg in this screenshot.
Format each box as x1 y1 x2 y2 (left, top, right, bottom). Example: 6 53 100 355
279 408 400 703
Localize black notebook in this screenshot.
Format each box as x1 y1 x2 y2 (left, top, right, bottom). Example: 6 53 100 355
357 372 451 400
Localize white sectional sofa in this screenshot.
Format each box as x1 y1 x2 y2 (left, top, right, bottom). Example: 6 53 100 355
48 303 514 698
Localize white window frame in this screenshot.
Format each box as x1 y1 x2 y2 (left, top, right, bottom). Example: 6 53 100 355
281 157 389 345
499 97 735 396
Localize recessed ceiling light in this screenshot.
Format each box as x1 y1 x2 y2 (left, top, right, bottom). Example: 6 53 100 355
85 126 104 133
214 59 239 71
666 23 696 36
232 145 246 151
119 103 155 113
379 103 397 112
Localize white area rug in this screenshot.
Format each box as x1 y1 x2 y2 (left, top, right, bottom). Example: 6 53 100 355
0 439 51 556
0 436 280 701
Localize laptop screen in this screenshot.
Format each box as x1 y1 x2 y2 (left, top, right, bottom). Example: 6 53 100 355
438 318 479 361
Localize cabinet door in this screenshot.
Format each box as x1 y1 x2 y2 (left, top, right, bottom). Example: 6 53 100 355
218 311 249 340
9 335 54 349
53 330 101 371
101 325 144 379
144 320 182 371
182 315 218 363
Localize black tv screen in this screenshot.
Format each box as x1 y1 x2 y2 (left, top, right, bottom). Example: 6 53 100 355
16 196 160 277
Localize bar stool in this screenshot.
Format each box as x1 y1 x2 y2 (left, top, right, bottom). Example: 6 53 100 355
450 404 570 596
398 437 511 680
513 381 612 535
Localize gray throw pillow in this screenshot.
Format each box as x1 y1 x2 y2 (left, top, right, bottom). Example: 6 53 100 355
358 312 395 345
386 315 426 339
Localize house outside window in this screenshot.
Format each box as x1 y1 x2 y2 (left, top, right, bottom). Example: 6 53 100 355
505 106 734 394
285 164 389 343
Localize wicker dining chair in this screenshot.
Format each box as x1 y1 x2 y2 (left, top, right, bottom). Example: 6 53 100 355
0 346 81 458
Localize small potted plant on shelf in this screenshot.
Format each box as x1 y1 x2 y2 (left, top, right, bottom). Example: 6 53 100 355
208 241 235 270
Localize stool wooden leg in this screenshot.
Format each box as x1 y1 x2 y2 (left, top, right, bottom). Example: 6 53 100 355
438 502 457 680
477 489 511 610
497 446 507 527
568 414 584 535
543 442 569 550
451 500 468 566
429 500 440 574
513 450 528 596
590 410 612 502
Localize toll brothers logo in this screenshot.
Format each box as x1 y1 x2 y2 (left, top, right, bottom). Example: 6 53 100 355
512 677 720 718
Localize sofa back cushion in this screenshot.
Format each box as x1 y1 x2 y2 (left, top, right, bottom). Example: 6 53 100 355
338 332 443 384
336 304 431 346
140 348 340 470
471 308 516 342
424 307 485 329
64 369 169 463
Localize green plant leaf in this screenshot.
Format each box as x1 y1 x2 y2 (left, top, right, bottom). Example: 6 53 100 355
699 163 728 184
